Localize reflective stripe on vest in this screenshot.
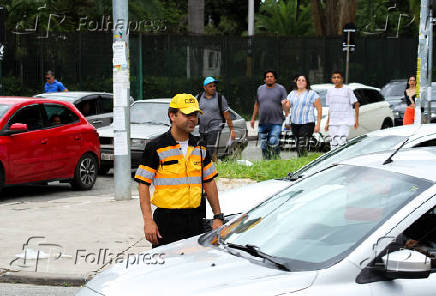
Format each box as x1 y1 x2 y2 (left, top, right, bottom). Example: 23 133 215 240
151 145 217 208
134 165 156 184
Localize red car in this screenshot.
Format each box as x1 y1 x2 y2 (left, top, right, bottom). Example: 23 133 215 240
0 97 100 192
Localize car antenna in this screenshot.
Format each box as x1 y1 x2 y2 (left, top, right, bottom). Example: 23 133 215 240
382 125 421 165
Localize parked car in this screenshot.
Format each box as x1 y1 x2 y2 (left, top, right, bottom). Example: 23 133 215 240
380 80 436 126
211 124 436 219
98 99 248 174
380 79 407 106
77 148 436 296
34 92 134 129
280 83 394 150
0 97 100 192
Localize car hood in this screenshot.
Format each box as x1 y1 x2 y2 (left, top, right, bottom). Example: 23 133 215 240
97 123 170 139
206 179 291 219
80 237 317 296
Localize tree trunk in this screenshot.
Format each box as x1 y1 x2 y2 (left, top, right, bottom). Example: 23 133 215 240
337 0 356 35
311 0 357 37
310 0 325 36
325 0 339 36
188 0 204 34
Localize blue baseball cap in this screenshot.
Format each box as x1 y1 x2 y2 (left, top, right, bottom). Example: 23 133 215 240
203 76 218 86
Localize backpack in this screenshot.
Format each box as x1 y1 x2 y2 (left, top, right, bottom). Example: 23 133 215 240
196 92 226 124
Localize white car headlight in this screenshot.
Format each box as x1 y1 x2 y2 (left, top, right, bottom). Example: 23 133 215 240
393 111 400 117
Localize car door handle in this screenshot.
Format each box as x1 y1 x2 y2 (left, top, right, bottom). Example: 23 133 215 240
74 136 81 141
41 139 48 144
92 120 103 124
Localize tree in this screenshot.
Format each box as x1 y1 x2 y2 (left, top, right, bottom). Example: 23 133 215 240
188 0 204 34
255 0 313 36
310 0 357 36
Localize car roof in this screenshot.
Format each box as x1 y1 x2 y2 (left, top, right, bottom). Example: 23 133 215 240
0 96 39 104
311 83 380 91
0 96 75 105
34 92 113 103
366 124 436 138
133 98 171 104
339 147 436 182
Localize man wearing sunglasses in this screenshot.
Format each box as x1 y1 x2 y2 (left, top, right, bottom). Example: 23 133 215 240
134 94 224 247
44 70 68 93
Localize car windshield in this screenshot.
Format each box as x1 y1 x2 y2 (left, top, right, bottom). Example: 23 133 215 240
220 165 432 271
380 82 406 98
293 135 407 178
130 102 170 125
0 104 11 118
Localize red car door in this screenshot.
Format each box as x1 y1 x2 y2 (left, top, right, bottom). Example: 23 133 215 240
42 103 83 178
7 104 54 183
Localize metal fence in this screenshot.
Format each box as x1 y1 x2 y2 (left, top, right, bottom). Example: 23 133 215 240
1 32 418 115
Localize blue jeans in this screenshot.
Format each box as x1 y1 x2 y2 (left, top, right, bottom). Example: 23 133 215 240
258 124 282 159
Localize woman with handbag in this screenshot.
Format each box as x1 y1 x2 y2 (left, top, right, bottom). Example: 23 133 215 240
403 75 416 125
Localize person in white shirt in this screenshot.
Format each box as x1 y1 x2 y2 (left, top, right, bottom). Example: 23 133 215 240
325 71 360 150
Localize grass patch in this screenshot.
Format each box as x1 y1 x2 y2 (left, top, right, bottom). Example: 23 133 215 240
216 153 322 182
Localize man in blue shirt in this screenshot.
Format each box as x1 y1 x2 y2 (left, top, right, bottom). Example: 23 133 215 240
44 70 68 93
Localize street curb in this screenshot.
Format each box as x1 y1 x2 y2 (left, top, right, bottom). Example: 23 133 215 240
0 270 88 287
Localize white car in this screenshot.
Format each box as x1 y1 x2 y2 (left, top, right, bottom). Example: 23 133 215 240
212 124 436 219
281 83 394 150
76 148 436 296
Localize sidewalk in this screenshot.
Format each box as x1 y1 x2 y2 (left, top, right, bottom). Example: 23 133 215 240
0 178 253 287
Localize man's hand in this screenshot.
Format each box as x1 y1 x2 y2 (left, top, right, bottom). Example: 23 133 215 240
212 219 224 230
314 123 320 133
230 129 236 140
354 121 359 129
144 219 162 245
250 118 255 129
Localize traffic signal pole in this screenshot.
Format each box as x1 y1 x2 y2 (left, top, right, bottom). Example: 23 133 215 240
113 0 131 200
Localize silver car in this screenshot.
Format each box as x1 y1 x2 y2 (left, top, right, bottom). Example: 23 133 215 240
34 92 133 129
77 148 436 295
98 99 248 173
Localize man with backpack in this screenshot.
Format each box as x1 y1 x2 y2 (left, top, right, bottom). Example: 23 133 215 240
197 76 236 161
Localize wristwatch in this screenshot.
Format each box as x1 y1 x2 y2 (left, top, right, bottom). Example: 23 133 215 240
213 213 225 221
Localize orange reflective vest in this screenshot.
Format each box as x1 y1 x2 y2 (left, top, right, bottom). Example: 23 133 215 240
134 131 217 208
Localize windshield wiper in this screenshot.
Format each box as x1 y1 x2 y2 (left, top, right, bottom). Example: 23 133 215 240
227 243 291 271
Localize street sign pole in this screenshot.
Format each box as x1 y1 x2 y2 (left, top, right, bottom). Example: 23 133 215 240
343 26 356 84
113 0 131 200
345 31 351 84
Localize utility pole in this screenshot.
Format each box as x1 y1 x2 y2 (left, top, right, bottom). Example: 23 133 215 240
113 0 131 200
0 6 5 96
427 8 434 123
416 0 431 125
247 0 254 77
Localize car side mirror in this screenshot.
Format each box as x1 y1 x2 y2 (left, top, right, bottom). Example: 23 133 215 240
382 250 432 279
0 123 28 136
10 123 28 132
